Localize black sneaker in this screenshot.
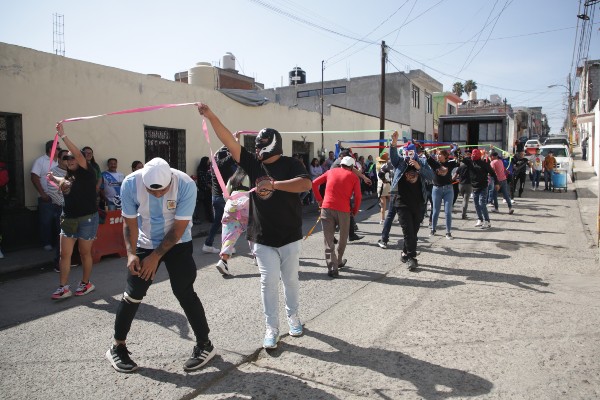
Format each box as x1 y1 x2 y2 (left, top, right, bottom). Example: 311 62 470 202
349 234 364 242
106 344 138 373
338 259 347 269
400 252 409 263
377 240 388 249
184 341 216 371
407 258 418 271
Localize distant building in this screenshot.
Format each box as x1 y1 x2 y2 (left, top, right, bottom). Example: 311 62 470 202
261 69 443 142
438 94 516 151
432 92 463 140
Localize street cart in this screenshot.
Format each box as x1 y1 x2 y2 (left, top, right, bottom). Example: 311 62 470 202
552 168 567 193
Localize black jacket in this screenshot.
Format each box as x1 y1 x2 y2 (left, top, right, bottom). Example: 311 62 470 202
463 158 498 189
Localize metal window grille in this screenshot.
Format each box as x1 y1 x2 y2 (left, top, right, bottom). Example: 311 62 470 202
144 126 186 171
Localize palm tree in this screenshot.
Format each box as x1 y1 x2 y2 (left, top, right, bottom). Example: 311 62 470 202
464 80 478 96
452 82 464 97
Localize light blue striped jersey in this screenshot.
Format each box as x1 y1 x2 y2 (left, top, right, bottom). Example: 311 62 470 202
120 168 196 249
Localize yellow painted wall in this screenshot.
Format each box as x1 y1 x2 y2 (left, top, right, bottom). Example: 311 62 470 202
0 42 404 208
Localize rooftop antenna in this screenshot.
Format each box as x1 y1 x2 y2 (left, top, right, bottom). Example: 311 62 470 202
53 13 65 56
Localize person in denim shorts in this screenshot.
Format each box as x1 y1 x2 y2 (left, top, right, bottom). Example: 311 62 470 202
47 125 99 300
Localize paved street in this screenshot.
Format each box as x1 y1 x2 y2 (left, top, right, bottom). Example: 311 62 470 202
1 155 599 400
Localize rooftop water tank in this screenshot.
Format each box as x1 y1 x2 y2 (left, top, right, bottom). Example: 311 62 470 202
469 90 477 101
188 62 216 89
223 52 236 71
289 67 306 85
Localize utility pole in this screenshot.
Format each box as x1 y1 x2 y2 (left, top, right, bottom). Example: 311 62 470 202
567 74 573 146
321 60 325 157
380 41 387 142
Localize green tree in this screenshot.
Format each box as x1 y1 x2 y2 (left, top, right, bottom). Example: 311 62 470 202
452 82 464 97
464 79 478 95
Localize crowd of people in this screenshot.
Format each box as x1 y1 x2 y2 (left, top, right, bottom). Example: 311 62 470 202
25 108 573 375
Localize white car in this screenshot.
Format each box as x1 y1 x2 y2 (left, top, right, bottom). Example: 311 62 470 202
539 145 574 182
524 139 542 154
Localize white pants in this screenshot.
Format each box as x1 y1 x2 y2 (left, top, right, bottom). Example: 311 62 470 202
253 240 302 331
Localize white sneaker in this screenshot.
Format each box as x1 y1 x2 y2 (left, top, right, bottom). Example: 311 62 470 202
481 221 491 229
502 199 507 203
216 259 231 276
202 244 220 254
475 220 483 227
263 326 279 349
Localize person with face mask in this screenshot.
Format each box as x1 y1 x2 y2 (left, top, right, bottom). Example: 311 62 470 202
198 104 312 350
388 133 435 271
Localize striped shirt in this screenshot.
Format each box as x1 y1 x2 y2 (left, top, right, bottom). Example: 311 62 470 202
121 168 196 249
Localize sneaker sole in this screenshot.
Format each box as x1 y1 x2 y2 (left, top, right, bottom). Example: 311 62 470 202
105 349 138 373
263 341 278 349
289 327 304 337
75 285 95 296
183 346 216 371
216 264 231 276
51 292 73 300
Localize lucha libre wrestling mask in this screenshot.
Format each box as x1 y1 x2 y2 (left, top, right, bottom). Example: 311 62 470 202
255 128 283 161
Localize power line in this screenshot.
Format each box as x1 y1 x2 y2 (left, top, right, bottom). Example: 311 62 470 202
457 0 514 75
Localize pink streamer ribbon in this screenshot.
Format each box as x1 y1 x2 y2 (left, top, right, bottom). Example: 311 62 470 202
54 102 258 199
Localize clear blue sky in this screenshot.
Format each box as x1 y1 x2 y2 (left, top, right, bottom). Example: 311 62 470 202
2 0 598 133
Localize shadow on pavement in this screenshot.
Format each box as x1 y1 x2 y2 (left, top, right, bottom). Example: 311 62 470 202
424 247 511 260
137 356 339 399
302 268 466 289
84 296 192 340
418 265 552 293
282 329 494 399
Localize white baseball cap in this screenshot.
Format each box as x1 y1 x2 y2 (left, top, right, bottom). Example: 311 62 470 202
142 158 172 190
341 156 355 167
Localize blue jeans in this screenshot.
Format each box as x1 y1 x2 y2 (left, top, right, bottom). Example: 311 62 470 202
38 197 59 247
532 170 542 188
473 188 490 222
431 184 453 233
205 195 225 247
60 212 99 240
490 180 512 210
544 170 553 190
254 240 302 331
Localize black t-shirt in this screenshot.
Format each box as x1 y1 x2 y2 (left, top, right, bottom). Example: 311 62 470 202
238 148 310 247
211 154 236 197
394 175 423 214
63 163 98 218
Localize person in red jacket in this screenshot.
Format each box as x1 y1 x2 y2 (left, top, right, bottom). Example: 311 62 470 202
312 156 362 278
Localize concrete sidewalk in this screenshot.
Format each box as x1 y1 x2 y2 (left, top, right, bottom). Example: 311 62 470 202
572 147 599 246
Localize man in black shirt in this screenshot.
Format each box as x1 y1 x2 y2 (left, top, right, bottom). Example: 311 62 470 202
511 151 529 198
388 132 435 271
198 104 312 350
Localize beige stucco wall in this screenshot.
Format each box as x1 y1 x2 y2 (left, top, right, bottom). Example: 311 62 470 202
1 42 399 208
